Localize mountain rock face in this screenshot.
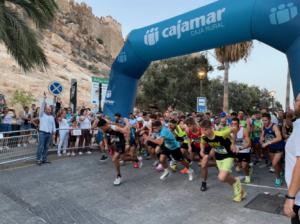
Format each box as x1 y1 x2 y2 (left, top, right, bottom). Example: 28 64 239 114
0 0 124 108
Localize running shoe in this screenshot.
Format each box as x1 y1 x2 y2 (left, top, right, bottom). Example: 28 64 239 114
67 152 71 156
233 179 242 202
188 168 194 181
269 167 275 173
133 162 139 168
86 151 92 155
78 151 83 156
100 154 108 162
63 150 67 155
160 169 170 180
180 167 189 174
156 164 164 172
274 178 282 187
71 152 76 156
152 160 159 167
244 176 251 184
138 157 143 168
201 182 207 192
57 152 62 157
114 176 122 186
170 160 177 172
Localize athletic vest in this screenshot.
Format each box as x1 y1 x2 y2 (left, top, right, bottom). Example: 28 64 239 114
235 127 251 153
263 123 284 150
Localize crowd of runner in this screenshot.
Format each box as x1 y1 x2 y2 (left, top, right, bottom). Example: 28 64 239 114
0 96 295 203
92 107 295 204
1 93 300 223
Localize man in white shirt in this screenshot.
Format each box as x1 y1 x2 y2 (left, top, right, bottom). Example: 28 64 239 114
284 91 300 224
36 93 56 165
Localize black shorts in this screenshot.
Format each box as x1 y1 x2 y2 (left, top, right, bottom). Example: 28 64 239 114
191 144 200 155
112 142 125 154
237 153 251 163
203 146 212 155
161 145 184 161
181 142 188 150
147 141 158 149
269 147 284 154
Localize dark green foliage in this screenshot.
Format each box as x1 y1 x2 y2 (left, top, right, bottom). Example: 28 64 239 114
0 0 58 71
136 56 282 114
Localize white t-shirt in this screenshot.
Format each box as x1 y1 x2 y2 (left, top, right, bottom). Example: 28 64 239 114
59 119 70 131
285 118 300 206
79 117 91 129
2 113 14 124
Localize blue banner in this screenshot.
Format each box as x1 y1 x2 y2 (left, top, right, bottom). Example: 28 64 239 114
104 0 300 118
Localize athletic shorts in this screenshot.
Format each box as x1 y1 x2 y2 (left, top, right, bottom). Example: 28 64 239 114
112 142 125 154
269 146 284 154
252 137 260 145
237 153 251 163
180 142 189 150
129 139 137 147
147 140 158 149
191 144 200 155
216 158 234 172
160 145 184 161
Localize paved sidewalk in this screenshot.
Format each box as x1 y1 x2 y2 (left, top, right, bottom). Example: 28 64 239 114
0 153 290 224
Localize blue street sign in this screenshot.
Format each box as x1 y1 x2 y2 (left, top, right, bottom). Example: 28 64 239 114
48 81 64 96
197 97 207 113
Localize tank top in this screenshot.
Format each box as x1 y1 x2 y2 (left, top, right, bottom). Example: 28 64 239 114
188 128 202 148
174 126 188 143
263 123 284 150
79 117 91 129
106 129 125 146
235 127 251 153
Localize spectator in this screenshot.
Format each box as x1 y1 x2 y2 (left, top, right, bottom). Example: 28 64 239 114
78 108 92 155
284 91 300 224
20 106 32 130
57 110 70 156
36 93 56 166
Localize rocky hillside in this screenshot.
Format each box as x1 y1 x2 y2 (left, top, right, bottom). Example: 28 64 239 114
0 0 124 108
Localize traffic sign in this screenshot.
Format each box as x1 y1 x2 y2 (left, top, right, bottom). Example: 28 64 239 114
48 81 64 96
197 97 207 113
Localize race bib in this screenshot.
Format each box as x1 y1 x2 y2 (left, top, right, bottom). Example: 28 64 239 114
215 146 228 154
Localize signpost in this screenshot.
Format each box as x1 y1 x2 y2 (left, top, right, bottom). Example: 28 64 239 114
48 81 64 96
70 79 77 114
91 77 109 112
197 97 207 113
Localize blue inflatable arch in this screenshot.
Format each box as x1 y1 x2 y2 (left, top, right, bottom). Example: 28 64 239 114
103 0 300 117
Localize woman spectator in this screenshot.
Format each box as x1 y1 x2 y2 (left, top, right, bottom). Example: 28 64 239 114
57 110 70 156
78 108 92 155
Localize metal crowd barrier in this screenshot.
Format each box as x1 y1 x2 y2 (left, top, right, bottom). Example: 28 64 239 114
0 128 100 165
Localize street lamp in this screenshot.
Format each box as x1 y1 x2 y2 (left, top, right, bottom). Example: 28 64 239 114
197 68 207 97
269 90 276 111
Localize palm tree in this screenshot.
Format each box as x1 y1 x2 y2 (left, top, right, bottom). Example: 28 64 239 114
0 0 58 71
215 42 253 112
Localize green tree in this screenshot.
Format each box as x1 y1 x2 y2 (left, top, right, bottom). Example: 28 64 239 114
136 55 212 112
215 42 253 112
11 89 35 108
0 0 58 71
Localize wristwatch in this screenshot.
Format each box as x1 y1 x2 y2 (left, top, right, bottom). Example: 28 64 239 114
285 194 296 200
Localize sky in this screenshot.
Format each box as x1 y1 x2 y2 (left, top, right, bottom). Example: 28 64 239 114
77 0 293 109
